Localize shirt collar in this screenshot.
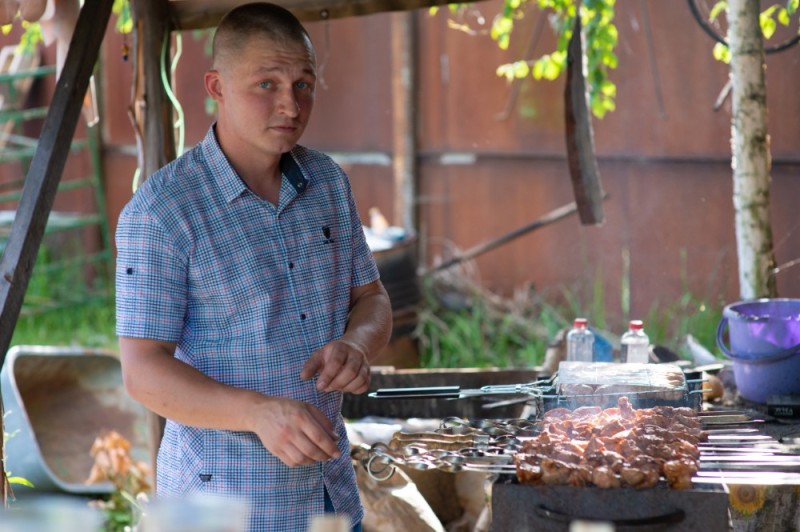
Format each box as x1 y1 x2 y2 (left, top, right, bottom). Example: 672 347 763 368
280 151 309 195
201 125 309 203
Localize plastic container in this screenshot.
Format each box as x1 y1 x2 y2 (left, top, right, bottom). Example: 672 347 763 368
567 318 595 362
621 320 650 363
716 298 800 403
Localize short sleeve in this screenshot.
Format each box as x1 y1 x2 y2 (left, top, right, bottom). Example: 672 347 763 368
115 206 188 342
343 177 379 288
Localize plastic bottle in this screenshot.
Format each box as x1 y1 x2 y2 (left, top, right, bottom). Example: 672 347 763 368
567 318 595 362
621 320 650 363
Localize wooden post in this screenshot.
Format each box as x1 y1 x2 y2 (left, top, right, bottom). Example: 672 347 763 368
131 0 176 184
0 0 114 369
391 12 417 234
564 15 605 225
130 0 176 479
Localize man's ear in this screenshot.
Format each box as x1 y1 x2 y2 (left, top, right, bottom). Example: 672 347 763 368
204 70 223 101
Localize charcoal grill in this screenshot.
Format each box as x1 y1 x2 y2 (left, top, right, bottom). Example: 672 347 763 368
369 362 705 413
490 481 729 532
363 362 800 529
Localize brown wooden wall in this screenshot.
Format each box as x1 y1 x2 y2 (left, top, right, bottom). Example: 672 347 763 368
5 1 799 327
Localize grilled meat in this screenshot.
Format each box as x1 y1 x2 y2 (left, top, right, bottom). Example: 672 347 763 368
515 396 704 490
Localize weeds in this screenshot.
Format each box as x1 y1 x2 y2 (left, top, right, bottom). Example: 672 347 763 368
415 256 724 369
415 262 566 368
10 298 117 350
86 431 151 532
9 243 116 351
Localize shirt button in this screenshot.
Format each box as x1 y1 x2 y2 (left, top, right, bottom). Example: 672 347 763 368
289 262 294 269
300 313 306 320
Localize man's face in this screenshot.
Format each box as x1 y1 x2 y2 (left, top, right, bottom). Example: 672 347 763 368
210 34 317 159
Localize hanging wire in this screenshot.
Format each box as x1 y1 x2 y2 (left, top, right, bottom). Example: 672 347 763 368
131 167 141 193
161 29 186 156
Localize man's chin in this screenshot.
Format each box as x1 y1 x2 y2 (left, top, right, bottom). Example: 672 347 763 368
268 135 301 154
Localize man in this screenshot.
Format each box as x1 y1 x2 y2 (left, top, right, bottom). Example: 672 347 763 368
115 3 392 530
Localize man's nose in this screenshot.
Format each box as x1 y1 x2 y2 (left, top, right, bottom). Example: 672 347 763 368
277 87 300 116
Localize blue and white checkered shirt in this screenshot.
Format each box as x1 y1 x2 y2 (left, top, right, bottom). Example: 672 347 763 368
115 126 378 531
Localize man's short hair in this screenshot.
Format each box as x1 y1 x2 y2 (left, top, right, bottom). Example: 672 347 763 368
213 2 313 67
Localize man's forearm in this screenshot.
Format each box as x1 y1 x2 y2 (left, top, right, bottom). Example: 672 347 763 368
344 281 393 362
119 337 266 431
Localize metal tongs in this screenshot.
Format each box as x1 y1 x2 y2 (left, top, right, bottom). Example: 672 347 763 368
367 378 554 400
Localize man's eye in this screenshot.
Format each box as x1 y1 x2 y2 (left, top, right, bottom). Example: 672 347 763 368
258 81 272 89
295 81 312 90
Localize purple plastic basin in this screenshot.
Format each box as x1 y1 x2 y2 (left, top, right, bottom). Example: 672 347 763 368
716 298 800 404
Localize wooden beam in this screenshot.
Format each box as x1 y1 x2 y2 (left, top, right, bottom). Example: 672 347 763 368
170 0 490 30
391 11 417 234
130 0 176 483
0 0 114 367
131 0 176 182
564 15 605 225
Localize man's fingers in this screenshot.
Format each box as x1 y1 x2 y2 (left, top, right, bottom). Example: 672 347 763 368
285 412 340 465
303 340 371 392
300 352 322 380
340 363 370 394
257 401 341 466
321 353 368 393
308 404 339 440
314 349 345 390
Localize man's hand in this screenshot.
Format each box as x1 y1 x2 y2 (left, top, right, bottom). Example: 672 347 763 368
300 339 370 393
119 338 342 468
249 397 341 467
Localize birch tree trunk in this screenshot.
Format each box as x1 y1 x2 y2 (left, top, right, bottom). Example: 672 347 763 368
727 0 778 299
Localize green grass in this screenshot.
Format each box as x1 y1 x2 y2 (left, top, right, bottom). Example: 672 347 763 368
415 258 725 369
11 270 722 367
9 245 724 368
9 243 118 351
10 297 117 351
416 293 561 368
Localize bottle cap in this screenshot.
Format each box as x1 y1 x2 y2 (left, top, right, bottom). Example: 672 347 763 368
629 320 644 330
573 318 588 327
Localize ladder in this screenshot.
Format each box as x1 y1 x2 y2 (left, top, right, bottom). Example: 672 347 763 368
0 47 112 315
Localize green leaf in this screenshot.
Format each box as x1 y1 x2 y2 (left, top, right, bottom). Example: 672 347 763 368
113 0 133 34
512 60 531 78
602 50 618 68
712 42 731 63
600 79 616 97
17 22 43 54
8 477 34 488
496 63 516 81
532 57 547 79
777 7 790 25
498 34 510 50
542 58 560 80
709 1 727 22
761 4 778 18
760 15 777 39
491 15 513 41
